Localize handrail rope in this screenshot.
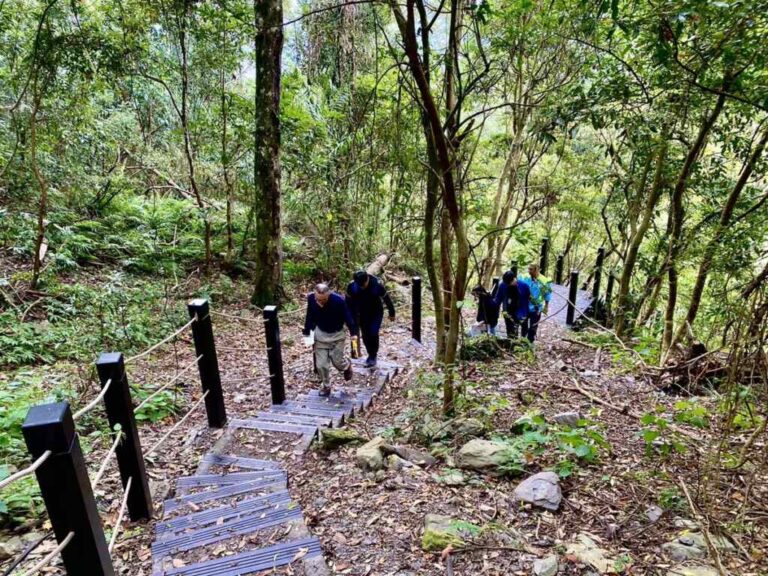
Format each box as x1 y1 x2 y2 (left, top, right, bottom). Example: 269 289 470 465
210 310 267 325
72 379 112 421
0 451 52 492
134 354 203 412
145 391 210 457
107 476 132 553
125 316 197 365
90 432 123 489
18 531 74 576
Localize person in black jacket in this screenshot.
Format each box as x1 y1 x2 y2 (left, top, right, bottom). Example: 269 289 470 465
494 270 523 338
302 283 358 395
471 286 500 335
346 270 395 368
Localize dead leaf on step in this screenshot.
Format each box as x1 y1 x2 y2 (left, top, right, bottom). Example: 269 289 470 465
292 547 309 561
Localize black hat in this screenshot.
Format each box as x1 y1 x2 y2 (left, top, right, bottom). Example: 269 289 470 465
354 270 369 286
502 270 516 283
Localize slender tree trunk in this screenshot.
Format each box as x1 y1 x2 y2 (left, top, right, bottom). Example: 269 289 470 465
614 135 668 336
220 23 234 261
178 0 212 266
29 86 46 290
672 125 768 345
251 0 284 306
661 89 728 357
389 0 470 415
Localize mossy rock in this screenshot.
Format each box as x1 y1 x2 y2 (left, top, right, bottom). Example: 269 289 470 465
422 514 478 552
320 428 366 450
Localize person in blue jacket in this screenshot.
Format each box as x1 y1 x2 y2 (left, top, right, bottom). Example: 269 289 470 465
346 271 395 368
302 283 357 395
494 269 530 339
518 263 552 343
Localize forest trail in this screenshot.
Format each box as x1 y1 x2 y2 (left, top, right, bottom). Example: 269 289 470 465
149 323 422 576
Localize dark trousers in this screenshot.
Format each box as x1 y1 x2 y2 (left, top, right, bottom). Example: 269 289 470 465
360 315 383 359
504 315 520 339
521 311 542 343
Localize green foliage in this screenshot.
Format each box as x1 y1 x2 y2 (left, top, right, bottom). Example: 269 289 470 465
658 487 687 512
638 411 687 457
673 400 709 429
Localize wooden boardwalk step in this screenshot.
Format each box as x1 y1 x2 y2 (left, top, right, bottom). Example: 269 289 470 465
271 403 345 427
201 454 282 471
176 470 286 490
161 537 322 576
156 491 292 538
163 478 287 516
255 410 333 427
152 505 303 557
230 417 319 437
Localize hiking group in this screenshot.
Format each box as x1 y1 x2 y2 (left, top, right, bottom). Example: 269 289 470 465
301 264 552 397
472 263 552 344
302 270 395 397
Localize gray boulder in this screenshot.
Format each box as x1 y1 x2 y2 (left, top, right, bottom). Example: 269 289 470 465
456 439 509 471
0 536 23 561
513 471 562 511
452 417 486 439
553 411 582 427
320 428 367 449
356 437 389 471
393 445 437 468
533 554 559 576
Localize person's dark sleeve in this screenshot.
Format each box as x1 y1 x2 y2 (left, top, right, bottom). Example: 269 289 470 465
380 282 396 317
343 298 359 336
302 295 314 336
493 282 506 309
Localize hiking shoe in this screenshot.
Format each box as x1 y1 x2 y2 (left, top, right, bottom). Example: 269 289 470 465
319 384 332 397
343 364 353 381
364 357 377 368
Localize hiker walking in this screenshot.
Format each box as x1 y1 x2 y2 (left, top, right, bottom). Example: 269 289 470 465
518 263 552 343
302 283 357 396
494 270 530 339
471 285 500 335
346 270 395 368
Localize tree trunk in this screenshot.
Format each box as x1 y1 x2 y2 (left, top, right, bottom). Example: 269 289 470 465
614 135 668 337
673 124 768 345
29 86 46 290
251 0 284 306
179 0 212 266
661 89 728 357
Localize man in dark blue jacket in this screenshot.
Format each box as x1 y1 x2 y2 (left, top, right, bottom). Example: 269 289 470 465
346 270 395 368
303 283 358 396
494 270 530 339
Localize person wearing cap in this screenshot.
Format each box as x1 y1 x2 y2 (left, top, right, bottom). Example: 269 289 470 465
518 263 552 343
302 283 358 396
346 270 396 368
493 269 530 339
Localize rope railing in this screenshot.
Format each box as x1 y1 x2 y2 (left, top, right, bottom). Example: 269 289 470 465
107 477 132 553
90 432 123 489
0 451 52 492
210 310 266 325
72 379 112 421
125 316 197 364
146 390 210 457
18 531 74 576
134 354 203 413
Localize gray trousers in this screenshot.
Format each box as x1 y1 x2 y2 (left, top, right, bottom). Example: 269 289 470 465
314 329 349 386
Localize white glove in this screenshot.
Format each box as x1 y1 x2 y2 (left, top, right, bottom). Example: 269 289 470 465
303 331 315 347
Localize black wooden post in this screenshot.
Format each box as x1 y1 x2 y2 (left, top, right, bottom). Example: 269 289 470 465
592 247 605 300
412 276 422 343
95 353 152 521
555 254 564 284
606 271 615 312
22 403 115 576
187 299 226 428
566 270 579 326
539 237 550 274
263 306 285 405
490 277 500 297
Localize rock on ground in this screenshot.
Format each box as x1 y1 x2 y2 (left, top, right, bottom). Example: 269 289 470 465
421 514 468 552
321 428 366 449
533 554 559 576
512 471 562 511
392 445 436 467
356 437 390 471
455 439 509 471
566 532 623 573
0 536 23 561
553 411 581 427
666 566 719 576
